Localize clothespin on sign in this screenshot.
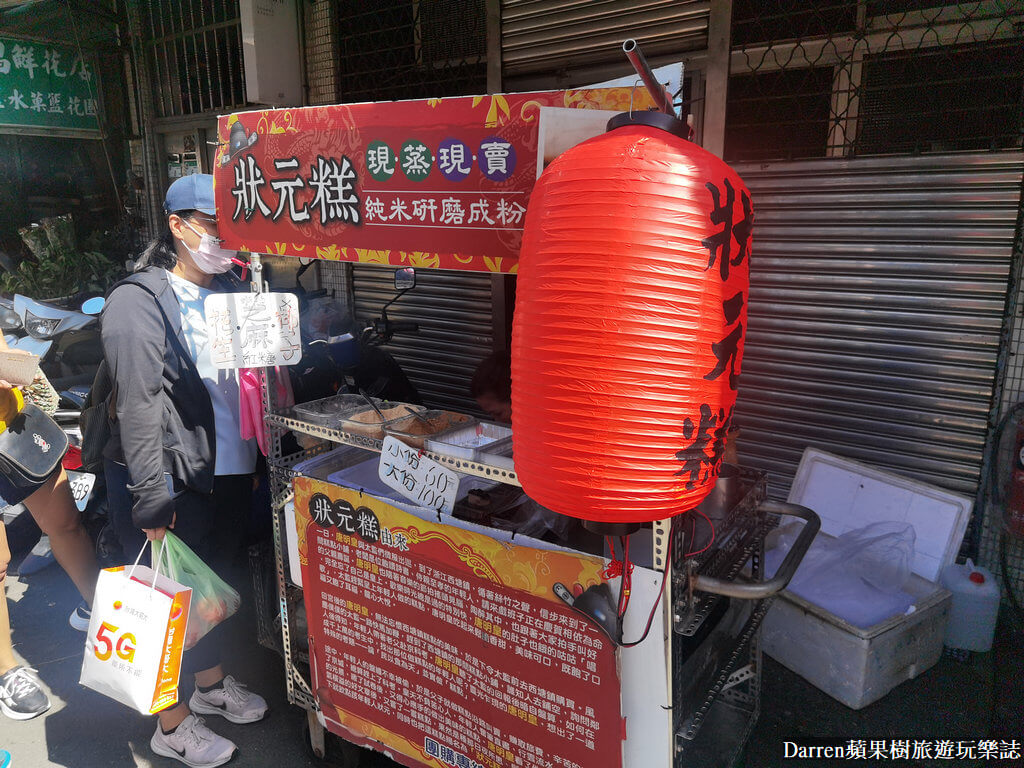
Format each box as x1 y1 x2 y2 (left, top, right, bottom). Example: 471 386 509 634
247 252 263 293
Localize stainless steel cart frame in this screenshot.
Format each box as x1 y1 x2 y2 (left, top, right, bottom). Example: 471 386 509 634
249 254 819 767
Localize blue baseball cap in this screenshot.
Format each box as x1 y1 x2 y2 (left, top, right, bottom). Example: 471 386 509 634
163 173 216 216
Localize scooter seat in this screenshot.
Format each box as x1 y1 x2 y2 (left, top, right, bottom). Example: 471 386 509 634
60 388 88 408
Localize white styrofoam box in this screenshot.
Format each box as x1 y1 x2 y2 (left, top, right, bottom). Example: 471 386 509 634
787 448 972 581
762 552 951 710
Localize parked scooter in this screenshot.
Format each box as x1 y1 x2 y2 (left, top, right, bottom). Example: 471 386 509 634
0 294 110 567
296 267 422 405
0 294 105 391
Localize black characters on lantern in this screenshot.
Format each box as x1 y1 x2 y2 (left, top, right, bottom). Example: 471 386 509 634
733 188 754 266
701 176 753 394
679 176 752 492
230 153 362 226
674 404 733 490
705 291 744 390
701 178 753 281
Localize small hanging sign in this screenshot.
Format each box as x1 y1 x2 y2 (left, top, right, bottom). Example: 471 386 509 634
204 292 302 369
378 435 459 514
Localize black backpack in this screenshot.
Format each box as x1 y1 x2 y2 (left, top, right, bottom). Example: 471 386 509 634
78 358 114 475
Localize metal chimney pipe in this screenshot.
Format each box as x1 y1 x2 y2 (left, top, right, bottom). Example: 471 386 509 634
622 39 676 118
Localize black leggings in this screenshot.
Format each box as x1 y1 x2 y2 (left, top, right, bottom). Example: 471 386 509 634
105 461 252 675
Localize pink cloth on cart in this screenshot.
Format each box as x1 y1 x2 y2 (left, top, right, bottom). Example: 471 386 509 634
239 367 295 455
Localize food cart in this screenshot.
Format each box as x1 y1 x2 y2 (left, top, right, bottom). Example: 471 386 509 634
212 76 818 768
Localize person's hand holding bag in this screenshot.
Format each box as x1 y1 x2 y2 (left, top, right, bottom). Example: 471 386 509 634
142 512 177 542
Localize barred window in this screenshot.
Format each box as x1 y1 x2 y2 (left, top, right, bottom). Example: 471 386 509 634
335 0 487 103
732 0 857 45
726 1 1024 161
726 68 834 162
858 41 1024 154
140 0 246 119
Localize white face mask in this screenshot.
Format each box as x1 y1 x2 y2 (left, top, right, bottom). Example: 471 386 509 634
181 220 237 274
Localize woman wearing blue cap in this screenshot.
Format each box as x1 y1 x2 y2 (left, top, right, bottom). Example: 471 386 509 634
99 173 265 767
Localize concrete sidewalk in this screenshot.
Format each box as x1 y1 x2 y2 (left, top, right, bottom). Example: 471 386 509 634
2 544 1020 767
0 552 321 768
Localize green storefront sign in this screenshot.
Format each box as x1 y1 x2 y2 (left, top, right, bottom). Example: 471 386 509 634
0 36 100 136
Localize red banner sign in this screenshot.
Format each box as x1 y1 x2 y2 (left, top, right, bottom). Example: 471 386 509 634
214 88 651 273
294 477 623 768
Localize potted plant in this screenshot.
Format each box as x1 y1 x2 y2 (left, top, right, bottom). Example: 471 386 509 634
1 214 126 302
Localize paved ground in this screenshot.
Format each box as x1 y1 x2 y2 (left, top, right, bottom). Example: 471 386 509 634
0 550 322 768
2 546 1021 768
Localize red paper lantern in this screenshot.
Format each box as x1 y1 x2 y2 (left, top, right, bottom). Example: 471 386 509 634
511 112 752 525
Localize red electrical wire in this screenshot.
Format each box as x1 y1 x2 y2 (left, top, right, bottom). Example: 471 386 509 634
602 537 618 579
603 536 635 619
598 506 717 648
684 507 716 558
617 535 633 618
598 512 704 648
620 523 675 648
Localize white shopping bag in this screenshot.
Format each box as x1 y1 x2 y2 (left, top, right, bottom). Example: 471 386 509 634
79 542 192 714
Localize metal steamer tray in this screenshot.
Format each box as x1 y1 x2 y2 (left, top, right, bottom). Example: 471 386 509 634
669 467 819 767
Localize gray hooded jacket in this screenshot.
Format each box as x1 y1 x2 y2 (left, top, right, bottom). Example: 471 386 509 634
101 266 243 529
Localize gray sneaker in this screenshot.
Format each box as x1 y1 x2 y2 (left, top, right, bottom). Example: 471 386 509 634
149 714 236 768
0 666 50 721
189 675 267 724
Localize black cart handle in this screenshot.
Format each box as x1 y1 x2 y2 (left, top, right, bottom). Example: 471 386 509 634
689 501 820 600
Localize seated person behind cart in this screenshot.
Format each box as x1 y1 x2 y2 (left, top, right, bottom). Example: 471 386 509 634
470 352 512 424
468 353 582 545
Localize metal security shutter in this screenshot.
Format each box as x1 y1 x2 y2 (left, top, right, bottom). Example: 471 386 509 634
501 0 709 89
733 152 1024 500
351 265 494 414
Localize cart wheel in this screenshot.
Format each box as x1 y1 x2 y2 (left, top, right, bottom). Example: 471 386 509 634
301 716 371 766
306 710 327 760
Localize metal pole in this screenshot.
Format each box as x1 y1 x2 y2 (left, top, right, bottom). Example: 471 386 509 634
126 0 164 237
622 39 675 118
703 0 733 158
485 0 502 95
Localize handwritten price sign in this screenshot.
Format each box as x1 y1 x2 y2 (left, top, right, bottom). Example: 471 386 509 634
203 292 301 369
378 436 460 513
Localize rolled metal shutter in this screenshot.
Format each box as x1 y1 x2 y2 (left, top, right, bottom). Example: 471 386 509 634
501 0 709 88
351 265 494 414
734 152 1024 499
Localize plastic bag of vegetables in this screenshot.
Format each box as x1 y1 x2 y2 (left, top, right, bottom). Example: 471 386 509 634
154 531 240 648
